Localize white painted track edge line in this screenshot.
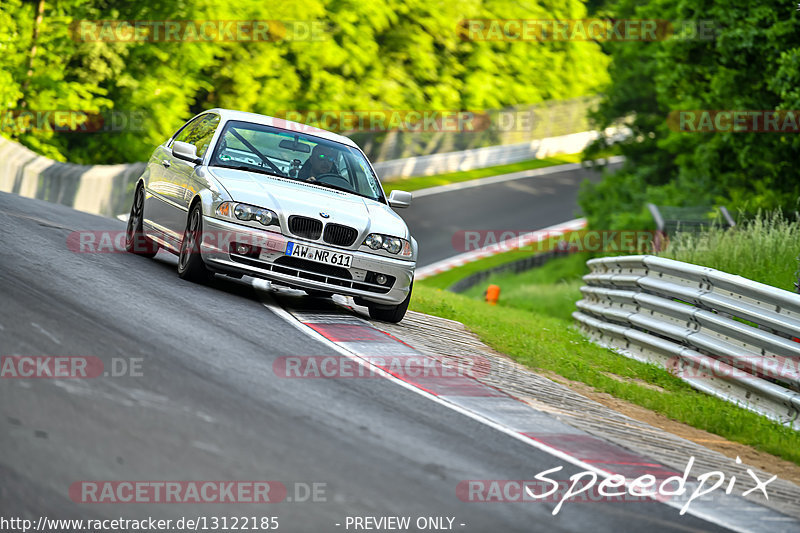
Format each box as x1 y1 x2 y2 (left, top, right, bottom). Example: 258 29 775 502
253 279 758 533
408 156 625 198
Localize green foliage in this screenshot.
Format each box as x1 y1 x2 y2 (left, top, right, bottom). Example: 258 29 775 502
580 0 800 230
0 0 610 164
662 211 800 291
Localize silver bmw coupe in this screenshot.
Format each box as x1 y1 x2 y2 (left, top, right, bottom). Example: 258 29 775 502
125 109 417 322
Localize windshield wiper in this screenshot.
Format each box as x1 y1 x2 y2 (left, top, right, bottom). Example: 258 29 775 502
309 181 375 201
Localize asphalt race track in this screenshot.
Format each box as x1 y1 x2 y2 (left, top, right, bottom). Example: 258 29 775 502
401 161 622 266
0 185 733 531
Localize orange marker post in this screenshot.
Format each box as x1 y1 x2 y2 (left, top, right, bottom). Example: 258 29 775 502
485 284 500 305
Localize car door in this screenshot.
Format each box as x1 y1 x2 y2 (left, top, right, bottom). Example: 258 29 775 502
144 115 206 245
173 113 220 216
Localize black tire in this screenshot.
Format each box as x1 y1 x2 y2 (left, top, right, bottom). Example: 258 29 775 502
368 282 412 323
177 203 214 283
125 184 158 258
306 289 333 299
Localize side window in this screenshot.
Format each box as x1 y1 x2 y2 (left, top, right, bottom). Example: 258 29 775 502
172 114 221 157
171 116 204 146
186 115 220 157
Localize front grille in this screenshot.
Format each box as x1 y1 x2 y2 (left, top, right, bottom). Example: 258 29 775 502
288 216 322 240
323 223 358 247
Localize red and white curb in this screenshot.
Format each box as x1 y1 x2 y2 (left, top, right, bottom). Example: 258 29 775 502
253 280 797 532
414 218 587 280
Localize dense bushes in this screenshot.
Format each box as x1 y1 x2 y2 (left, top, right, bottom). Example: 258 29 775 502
581 0 800 229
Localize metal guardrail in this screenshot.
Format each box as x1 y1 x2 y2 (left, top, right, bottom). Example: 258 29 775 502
573 255 800 429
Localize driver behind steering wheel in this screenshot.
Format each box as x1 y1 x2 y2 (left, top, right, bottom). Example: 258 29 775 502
297 144 339 182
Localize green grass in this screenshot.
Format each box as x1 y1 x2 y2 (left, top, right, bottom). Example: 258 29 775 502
421 235 586 290
461 253 590 321
382 151 613 194
663 211 800 291
409 283 800 464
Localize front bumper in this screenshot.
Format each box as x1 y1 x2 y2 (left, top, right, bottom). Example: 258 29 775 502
200 216 414 305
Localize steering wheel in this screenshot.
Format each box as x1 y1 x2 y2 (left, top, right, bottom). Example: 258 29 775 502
309 173 351 188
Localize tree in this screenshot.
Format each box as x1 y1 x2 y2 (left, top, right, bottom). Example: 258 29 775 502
1 0 610 164
581 0 800 229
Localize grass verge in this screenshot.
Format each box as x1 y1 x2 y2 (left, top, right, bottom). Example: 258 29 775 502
409 281 800 464
420 235 585 291
460 252 590 320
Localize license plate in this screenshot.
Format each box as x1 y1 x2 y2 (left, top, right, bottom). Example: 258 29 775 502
285 241 353 268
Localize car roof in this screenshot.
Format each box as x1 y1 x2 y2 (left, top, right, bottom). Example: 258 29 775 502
204 108 359 149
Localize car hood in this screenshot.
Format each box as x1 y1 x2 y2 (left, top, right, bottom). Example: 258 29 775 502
208 167 410 240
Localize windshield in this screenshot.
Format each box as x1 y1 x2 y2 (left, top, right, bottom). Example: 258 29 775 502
210 120 384 202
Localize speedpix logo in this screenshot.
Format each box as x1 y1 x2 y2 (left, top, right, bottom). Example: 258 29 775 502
458 456 776 516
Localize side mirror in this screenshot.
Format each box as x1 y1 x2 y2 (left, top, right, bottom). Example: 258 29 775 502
172 141 202 165
388 190 412 209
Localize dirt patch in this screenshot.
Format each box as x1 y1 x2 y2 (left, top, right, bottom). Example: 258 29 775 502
541 370 800 486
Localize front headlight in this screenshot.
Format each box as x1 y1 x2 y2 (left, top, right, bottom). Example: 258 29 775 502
364 234 383 250
363 233 412 257
216 202 279 228
382 237 402 254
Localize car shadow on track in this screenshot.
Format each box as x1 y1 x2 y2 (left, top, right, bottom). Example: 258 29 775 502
145 248 346 316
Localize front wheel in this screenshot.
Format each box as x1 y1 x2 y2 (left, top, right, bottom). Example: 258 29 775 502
368 282 412 323
124 184 158 258
177 204 214 283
